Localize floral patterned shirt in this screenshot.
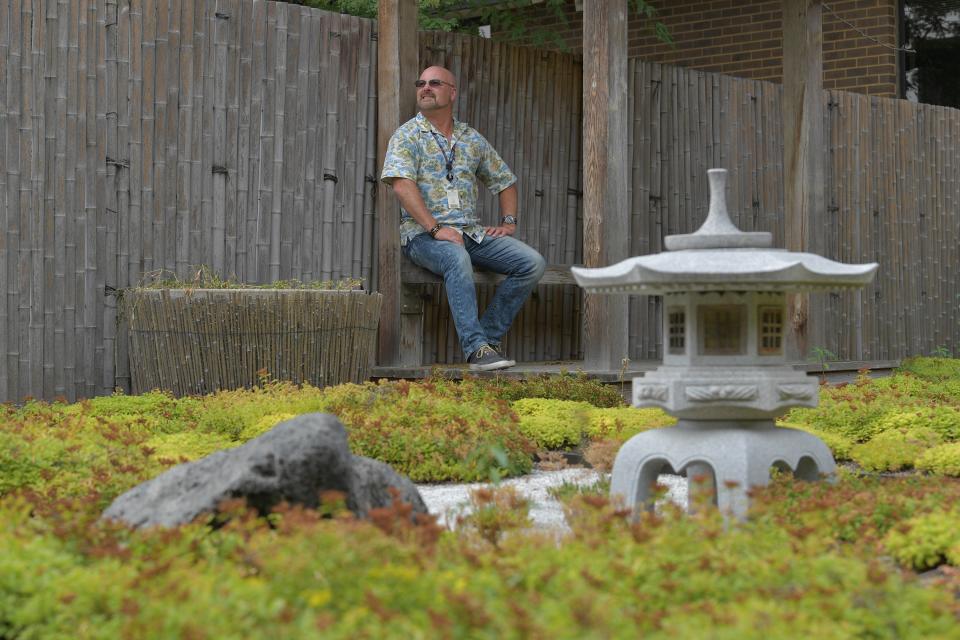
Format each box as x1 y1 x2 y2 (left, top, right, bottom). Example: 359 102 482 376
380 113 517 246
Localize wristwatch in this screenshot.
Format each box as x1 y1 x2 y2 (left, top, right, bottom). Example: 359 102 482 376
500 215 517 225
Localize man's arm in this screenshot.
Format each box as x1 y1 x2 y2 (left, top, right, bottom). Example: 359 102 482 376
391 178 463 245
484 184 518 238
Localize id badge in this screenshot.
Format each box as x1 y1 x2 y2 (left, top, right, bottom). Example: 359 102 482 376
446 187 461 209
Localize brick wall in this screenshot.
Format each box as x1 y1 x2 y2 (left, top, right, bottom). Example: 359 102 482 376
498 0 899 97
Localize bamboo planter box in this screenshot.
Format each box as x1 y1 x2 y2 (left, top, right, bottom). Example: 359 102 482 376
123 289 382 396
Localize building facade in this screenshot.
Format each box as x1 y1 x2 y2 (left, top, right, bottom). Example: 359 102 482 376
498 0 900 97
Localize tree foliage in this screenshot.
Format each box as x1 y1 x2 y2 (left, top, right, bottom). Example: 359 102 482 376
904 0 960 43
300 0 670 50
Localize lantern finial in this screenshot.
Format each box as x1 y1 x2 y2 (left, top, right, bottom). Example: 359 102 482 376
664 169 773 250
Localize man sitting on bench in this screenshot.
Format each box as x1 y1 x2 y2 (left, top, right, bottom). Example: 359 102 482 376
381 65 546 371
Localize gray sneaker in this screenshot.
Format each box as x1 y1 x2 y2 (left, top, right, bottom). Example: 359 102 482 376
489 342 517 368
468 344 515 371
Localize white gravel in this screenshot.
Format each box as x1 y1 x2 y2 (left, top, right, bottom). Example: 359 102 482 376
417 467 689 532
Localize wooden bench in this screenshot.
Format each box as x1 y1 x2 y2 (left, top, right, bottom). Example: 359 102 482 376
401 261 578 286
398 260 579 365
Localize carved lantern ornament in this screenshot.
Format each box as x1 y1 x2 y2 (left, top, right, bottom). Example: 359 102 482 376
572 169 878 518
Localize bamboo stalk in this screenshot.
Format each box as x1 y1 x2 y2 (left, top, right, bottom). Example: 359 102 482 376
268 3 286 282
277 5 298 280
253 0 271 281
223 0 240 280
212 0 229 274
191 0 207 272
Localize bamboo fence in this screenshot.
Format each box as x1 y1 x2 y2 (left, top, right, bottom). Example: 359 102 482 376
1 0 382 401
0 0 957 401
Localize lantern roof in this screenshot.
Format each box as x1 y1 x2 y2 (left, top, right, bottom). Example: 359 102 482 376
571 169 878 295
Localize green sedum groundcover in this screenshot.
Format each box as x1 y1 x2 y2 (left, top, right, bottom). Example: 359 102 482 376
2 361 960 637
783 357 960 473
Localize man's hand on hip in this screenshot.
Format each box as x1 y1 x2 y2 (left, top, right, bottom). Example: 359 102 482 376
434 226 465 245
484 224 516 238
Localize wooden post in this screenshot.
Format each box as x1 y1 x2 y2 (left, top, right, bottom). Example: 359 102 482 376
582 0 630 370
782 0 824 362
376 0 418 366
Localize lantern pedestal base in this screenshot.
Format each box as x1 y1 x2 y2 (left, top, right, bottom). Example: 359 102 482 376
610 420 836 519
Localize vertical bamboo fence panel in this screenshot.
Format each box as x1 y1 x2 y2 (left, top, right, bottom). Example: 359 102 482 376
626 61 789 360
623 60 959 365
0 0 957 402
0 0 380 402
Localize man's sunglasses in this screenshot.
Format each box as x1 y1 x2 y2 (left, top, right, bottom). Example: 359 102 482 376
414 79 455 89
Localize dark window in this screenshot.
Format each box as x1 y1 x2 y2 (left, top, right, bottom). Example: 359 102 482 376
668 308 686 354
758 306 784 355
698 305 746 356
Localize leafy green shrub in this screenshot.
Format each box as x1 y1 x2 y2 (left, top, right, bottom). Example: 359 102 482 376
7 372 960 638
582 438 622 472
510 398 593 449
464 372 626 408
750 472 960 550
875 407 960 441
586 406 675 441
510 401 674 450
455 486 532 547
192 382 327 440
144 430 238 463
0 430 72 494
240 412 297 440
321 380 534 481
925 406 960 440
778 422 855 461
872 365 960 406
785 397 893 443
850 427 941 473
2 482 959 639
916 442 960 476
75 390 204 434
883 510 960 570
782 359 960 470
0 405 167 504
899 356 960 383
577 407 676 472
0 378 540 500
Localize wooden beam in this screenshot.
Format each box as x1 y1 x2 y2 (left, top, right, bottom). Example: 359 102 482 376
376 0 418 366
401 261 578 286
782 0 824 362
582 0 630 370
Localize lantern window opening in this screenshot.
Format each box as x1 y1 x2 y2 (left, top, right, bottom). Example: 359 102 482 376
758 305 784 355
698 304 746 356
667 307 686 354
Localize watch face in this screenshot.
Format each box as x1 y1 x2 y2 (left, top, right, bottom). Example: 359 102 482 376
501 216 517 225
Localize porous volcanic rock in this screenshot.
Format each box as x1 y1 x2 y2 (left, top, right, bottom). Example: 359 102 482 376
102 413 427 528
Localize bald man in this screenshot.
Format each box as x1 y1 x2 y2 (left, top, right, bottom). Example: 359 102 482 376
381 66 545 371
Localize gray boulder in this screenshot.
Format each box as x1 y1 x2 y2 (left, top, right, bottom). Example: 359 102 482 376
102 413 428 528
350 455 427 518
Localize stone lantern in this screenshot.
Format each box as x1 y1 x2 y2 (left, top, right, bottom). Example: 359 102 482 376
571 169 877 518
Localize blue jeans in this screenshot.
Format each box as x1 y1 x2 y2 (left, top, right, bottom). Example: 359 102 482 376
403 233 546 358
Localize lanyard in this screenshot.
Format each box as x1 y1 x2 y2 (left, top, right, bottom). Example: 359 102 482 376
429 130 456 182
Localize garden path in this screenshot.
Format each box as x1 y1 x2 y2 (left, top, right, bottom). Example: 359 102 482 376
417 467 688 532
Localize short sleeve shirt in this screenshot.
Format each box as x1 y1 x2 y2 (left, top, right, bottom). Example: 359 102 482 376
380 113 517 245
